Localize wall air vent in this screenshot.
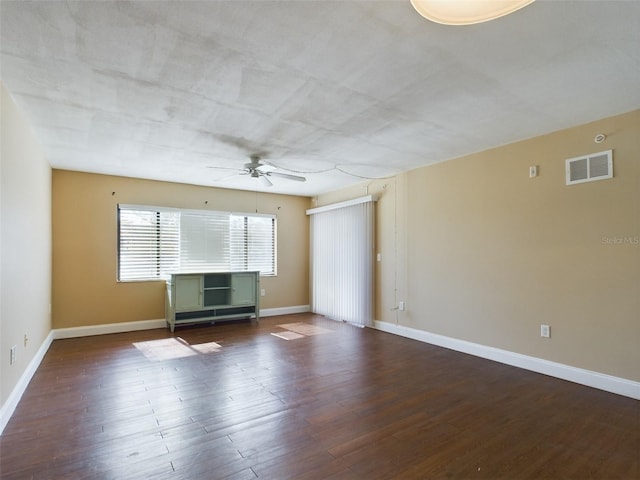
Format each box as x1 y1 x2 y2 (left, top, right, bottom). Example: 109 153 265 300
566 150 613 185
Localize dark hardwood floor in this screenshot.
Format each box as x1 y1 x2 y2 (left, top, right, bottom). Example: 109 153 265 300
1 313 638 479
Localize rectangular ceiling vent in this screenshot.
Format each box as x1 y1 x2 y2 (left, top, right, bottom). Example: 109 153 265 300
565 150 613 185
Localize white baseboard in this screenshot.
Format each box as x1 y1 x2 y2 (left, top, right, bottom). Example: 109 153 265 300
54 318 167 339
373 320 640 400
260 305 310 317
0 330 55 435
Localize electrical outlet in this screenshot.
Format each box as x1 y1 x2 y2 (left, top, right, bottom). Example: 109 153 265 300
24 334 29 347
10 346 16 365
399 301 405 311
261 289 266 297
540 324 550 338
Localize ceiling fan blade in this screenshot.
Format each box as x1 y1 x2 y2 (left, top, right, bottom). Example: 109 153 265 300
255 163 276 173
260 174 273 187
206 165 244 172
268 171 306 182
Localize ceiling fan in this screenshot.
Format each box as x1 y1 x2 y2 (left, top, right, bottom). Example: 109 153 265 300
212 155 306 187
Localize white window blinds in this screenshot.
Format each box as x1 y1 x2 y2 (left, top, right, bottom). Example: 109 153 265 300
180 211 230 272
118 209 180 281
230 215 276 273
307 196 376 327
118 205 276 281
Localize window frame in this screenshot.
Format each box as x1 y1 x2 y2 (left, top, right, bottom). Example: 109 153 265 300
117 204 277 282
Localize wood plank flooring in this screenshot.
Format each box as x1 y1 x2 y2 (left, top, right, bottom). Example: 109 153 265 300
1 313 638 479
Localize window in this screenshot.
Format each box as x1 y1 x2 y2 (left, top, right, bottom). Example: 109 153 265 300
118 205 276 281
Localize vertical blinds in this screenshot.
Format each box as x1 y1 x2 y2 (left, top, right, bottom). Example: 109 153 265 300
308 196 376 327
118 205 275 281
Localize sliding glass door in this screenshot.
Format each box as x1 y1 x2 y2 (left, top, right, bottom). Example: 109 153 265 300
308 197 376 327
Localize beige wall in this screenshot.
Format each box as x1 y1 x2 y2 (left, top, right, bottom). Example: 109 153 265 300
316 110 640 381
1 84 52 407
52 171 309 328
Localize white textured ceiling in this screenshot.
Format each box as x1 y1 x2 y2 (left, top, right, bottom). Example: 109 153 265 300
1 1 639 196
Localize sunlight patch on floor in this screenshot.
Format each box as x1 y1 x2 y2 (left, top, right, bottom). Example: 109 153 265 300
271 322 333 340
133 337 222 361
270 331 305 341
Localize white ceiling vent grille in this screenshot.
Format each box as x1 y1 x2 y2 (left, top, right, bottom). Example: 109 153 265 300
565 150 613 185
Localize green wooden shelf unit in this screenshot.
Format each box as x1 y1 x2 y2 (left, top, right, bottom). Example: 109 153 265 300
166 271 260 332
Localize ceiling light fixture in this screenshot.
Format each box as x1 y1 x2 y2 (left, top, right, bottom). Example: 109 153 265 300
410 0 535 26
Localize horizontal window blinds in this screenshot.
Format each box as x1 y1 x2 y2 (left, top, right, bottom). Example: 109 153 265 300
180 211 230 272
118 205 276 281
231 216 276 274
118 209 180 281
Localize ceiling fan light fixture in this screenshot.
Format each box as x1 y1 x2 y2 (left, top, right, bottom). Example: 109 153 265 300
410 0 535 26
